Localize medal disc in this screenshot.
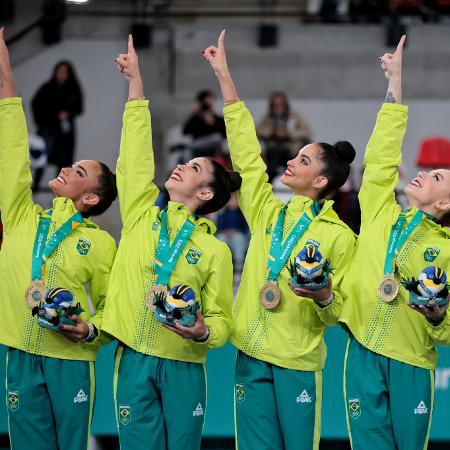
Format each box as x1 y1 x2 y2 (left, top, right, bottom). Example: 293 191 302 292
378 274 399 303
25 280 47 308
146 284 168 311
259 281 281 310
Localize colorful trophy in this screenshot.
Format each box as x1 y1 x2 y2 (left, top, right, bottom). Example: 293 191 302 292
32 288 84 332
289 244 332 290
402 266 449 308
153 284 199 327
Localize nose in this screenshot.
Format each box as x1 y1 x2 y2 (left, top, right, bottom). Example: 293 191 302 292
418 171 425 179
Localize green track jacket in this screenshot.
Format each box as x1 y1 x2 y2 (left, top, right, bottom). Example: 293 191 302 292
0 97 117 361
224 101 356 371
101 100 233 364
340 103 450 369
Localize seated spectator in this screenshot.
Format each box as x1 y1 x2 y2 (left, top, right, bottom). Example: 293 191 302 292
183 90 226 158
216 193 249 273
257 91 313 181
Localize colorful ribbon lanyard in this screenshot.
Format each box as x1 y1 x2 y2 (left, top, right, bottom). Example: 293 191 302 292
266 201 321 282
383 209 427 276
31 209 84 281
154 210 196 286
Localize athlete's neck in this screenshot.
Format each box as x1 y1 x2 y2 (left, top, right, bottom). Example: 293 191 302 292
292 188 320 201
168 192 198 215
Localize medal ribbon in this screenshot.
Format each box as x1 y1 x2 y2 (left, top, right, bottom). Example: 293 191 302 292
31 209 84 281
383 209 425 276
266 201 321 282
154 210 196 286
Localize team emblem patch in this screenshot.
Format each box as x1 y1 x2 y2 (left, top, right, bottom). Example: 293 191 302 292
119 405 131 425
424 247 440 262
235 383 245 404
152 221 160 231
185 247 202 265
77 238 92 256
348 398 361 419
7 391 19 412
266 225 273 235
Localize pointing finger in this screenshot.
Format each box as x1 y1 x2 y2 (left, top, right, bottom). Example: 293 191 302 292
218 29 227 49
128 34 134 53
396 35 406 53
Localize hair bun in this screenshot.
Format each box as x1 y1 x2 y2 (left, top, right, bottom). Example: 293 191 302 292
227 170 242 192
333 141 356 165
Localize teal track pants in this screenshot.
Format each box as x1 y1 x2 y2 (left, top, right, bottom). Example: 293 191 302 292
6 347 95 450
114 345 207 450
344 336 434 450
234 350 322 450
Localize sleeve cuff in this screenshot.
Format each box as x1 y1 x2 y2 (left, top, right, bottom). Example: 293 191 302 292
381 102 409 113
0 97 22 107
223 100 245 115
125 99 149 109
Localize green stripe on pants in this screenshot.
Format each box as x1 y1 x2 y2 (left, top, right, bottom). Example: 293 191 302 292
6 347 94 450
114 345 206 450
344 336 434 450
235 350 322 450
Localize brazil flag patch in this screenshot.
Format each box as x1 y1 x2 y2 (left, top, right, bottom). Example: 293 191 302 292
119 405 131 425
186 247 202 265
77 238 92 256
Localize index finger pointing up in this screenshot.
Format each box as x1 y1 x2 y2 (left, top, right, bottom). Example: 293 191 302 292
128 34 134 53
218 29 226 49
396 35 406 53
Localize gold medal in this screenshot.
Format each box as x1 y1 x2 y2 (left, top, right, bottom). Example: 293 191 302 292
378 274 399 303
25 280 47 308
259 280 281 310
146 284 168 311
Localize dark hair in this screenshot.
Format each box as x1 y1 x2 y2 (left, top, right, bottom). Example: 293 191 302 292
196 90 215 103
85 162 118 217
317 141 356 198
269 91 290 118
51 60 81 90
196 159 242 215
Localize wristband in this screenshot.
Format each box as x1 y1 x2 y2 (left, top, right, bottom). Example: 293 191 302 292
83 322 98 342
315 291 334 308
193 327 210 343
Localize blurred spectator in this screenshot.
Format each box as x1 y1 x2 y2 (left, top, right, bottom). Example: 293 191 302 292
183 90 226 158
257 92 313 181
216 193 249 273
31 60 84 192
332 169 361 233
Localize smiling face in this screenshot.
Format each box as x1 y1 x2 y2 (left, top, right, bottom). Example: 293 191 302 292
404 169 450 218
164 158 215 210
280 144 328 198
48 160 102 212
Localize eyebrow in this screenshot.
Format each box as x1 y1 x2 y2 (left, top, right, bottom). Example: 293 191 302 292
300 154 312 163
76 165 88 176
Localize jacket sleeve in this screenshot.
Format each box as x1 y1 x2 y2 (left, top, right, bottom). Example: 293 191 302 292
358 103 408 224
197 243 233 350
313 229 356 325
425 314 450 346
85 234 117 346
224 101 280 233
0 97 35 232
116 100 159 231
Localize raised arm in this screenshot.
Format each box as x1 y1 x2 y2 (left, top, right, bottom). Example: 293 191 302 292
358 35 408 224
202 31 279 232
115 35 159 231
0 28 35 232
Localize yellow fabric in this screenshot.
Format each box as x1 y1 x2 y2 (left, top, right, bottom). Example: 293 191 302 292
340 103 450 369
0 97 117 361
101 101 233 364
223 101 356 371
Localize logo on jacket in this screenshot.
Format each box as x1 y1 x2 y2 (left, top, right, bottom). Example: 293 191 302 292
77 238 92 255
186 247 202 265
296 390 312 404
424 247 440 262
74 389 88 404
193 403 204 417
235 383 245 404
414 401 429 415
7 391 19 412
348 398 361 419
119 405 131 425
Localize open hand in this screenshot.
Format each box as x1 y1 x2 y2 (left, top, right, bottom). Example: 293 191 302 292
380 35 406 80
202 29 229 77
59 314 89 343
290 277 333 304
162 310 209 340
409 300 448 326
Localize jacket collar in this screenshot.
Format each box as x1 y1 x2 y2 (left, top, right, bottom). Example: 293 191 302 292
50 197 98 229
165 201 217 235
